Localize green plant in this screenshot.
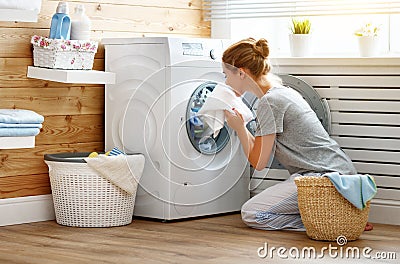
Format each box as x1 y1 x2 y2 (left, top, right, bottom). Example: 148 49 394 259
354 23 380 37
290 18 311 34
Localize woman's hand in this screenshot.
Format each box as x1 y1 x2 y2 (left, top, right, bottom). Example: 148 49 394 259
224 108 246 132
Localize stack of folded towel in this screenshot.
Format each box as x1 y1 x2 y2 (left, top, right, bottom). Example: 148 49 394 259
0 0 42 12
0 109 44 137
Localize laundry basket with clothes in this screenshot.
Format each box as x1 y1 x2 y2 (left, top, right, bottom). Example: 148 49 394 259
295 173 377 241
44 148 145 227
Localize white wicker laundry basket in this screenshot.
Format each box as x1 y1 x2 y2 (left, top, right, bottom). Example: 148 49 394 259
44 152 135 227
31 35 98 70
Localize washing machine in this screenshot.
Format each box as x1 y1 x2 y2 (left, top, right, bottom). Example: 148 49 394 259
102 37 250 220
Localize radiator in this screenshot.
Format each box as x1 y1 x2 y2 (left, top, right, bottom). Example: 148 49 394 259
251 58 400 225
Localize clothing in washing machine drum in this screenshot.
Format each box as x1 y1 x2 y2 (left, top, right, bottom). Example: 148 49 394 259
186 81 232 155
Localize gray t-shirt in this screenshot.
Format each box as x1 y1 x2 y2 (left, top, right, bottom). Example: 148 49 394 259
255 86 357 175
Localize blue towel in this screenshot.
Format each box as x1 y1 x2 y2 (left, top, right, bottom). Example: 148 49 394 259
0 109 44 124
0 128 40 137
324 172 377 210
0 123 42 128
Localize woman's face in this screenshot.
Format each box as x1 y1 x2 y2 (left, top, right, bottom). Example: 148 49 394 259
222 64 245 96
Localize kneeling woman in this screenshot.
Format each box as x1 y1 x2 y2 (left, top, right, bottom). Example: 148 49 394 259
222 38 372 231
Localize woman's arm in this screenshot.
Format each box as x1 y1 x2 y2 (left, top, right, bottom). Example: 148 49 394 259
250 134 275 170
224 109 276 170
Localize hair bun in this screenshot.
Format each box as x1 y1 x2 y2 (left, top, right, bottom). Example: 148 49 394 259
254 38 270 58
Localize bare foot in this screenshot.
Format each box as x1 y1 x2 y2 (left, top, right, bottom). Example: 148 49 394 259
364 222 373 231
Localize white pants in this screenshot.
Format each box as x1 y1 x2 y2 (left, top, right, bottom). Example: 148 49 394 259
241 172 323 231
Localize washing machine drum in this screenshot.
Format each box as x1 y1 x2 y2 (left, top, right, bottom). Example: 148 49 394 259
186 81 231 155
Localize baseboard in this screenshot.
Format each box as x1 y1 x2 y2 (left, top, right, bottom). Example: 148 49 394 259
0 194 55 226
369 198 400 226
0 194 398 226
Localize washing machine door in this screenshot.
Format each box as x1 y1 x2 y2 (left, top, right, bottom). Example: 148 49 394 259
186 81 231 155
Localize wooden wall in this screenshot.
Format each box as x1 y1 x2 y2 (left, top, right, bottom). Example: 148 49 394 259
0 0 210 199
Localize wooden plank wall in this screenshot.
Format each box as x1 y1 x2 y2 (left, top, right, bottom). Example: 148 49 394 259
0 0 210 199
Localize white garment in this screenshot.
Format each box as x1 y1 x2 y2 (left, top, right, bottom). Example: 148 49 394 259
84 154 145 195
197 84 253 135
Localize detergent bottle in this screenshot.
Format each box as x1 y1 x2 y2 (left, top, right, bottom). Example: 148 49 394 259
49 1 71 40
70 4 91 40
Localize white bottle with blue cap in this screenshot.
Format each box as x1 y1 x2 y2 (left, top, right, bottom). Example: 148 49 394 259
49 1 71 40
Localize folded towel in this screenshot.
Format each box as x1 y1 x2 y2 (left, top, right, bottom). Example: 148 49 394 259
324 172 377 210
0 128 40 137
0 109 44 124
197 84 253 136
0 0 42 12
0 123 42 128
84 154 145 195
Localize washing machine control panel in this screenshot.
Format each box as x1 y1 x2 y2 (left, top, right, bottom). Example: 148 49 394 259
182 42 204 56
181 42 221 60
168 38 225 65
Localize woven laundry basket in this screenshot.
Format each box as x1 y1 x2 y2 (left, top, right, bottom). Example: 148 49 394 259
31 35 98 70
44 152 137 227
294 176 370 241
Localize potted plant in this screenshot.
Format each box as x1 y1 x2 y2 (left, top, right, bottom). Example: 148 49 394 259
289 18 312 57
354 23 380 57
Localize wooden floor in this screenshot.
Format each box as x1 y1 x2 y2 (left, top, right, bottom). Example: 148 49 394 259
0 213 399 264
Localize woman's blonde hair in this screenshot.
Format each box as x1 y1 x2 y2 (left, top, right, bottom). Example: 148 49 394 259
222 38 271 78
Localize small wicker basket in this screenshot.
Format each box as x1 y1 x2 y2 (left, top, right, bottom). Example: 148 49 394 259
31 35 98 70
294 176 370 241
45 153 136 227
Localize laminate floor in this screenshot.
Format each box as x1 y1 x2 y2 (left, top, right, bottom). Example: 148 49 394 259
0 214 399 264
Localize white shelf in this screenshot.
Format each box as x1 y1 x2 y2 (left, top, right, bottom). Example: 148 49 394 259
0 9 38 22
0 136 35 149
27 66 116 84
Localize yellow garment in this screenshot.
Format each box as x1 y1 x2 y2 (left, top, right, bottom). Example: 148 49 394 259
88 152 98 158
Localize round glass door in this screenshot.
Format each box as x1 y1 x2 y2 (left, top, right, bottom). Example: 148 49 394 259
186 82 231 155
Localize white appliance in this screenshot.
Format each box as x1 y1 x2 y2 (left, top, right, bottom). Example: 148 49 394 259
103 37 250 220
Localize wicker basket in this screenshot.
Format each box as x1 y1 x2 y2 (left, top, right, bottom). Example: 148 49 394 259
294 176 370 241
44 153 135 227
31 35 98 70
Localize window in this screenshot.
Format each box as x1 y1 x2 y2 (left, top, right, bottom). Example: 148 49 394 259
205 1 400 56
230 15 398 56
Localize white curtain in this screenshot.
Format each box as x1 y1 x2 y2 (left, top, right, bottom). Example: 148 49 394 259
203 0 400 20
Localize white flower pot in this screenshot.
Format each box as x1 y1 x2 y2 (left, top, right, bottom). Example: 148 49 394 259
289 34 312 57
357 36 380 57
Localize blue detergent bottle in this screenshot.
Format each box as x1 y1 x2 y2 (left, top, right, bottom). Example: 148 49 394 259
49 2 71 39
